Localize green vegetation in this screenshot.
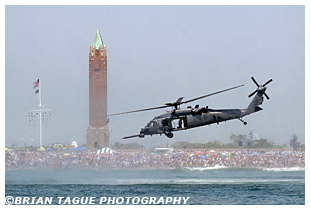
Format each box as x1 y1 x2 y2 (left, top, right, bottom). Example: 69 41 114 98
6 133 304 151
172 132 304 150
290 134 305 151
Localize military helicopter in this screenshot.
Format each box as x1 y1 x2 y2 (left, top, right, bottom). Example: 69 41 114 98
109 77 272 139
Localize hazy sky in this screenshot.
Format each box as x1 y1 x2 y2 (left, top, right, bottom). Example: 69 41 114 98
5 5 305 148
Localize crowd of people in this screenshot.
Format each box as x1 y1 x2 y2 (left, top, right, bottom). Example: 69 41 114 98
5 148 305 169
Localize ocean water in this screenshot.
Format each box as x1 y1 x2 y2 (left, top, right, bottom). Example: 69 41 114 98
5 167 305 205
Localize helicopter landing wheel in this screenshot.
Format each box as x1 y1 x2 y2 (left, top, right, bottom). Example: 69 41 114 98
166 132 174 138
239 118 247 125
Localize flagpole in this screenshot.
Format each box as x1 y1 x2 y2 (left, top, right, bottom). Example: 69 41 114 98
29 78 51 149
39 77 42 107
39 77 42 148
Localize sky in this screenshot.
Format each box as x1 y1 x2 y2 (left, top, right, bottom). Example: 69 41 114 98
4 5 305 148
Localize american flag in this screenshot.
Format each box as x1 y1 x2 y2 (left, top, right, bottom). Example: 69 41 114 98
33 79 40 94
33 79 39 89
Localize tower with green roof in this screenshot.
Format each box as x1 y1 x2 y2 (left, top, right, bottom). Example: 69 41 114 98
87 29 110 149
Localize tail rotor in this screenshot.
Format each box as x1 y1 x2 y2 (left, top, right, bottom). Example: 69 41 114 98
248 77 272 99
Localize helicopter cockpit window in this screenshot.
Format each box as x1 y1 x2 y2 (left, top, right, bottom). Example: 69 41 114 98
146 121 152 127
152 121 158 127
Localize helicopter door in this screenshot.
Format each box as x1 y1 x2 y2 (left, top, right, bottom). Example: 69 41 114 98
172 117 187 129
162 119 169 127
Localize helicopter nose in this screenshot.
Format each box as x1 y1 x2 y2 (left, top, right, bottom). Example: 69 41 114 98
139 128 145 138
140 128 147 134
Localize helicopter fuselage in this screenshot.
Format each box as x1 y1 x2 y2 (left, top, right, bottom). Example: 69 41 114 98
141 107 251 138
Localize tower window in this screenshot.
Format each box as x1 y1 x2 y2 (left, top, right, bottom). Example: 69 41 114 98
94 68 100 72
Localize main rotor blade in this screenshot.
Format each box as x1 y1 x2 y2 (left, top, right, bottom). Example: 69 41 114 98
176 97 184 104
108 105 168 116
181 85 244 104
251 77 260 87
165 97 184 107
109 85 243 117
263 79 273 87
264 93 270 100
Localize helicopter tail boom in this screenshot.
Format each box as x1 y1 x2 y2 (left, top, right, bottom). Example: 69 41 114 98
247 91 264 114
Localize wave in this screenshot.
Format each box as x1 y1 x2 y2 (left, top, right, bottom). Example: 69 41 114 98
183 165 228 171
106 178 305 185
6 178 304 185
6 167 305 185
182 166 305 172
259 167 305 172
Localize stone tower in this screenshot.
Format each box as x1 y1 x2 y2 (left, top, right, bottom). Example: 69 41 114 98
86 29 110 149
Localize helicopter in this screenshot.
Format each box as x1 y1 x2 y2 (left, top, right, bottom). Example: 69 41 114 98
109 77 272 139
